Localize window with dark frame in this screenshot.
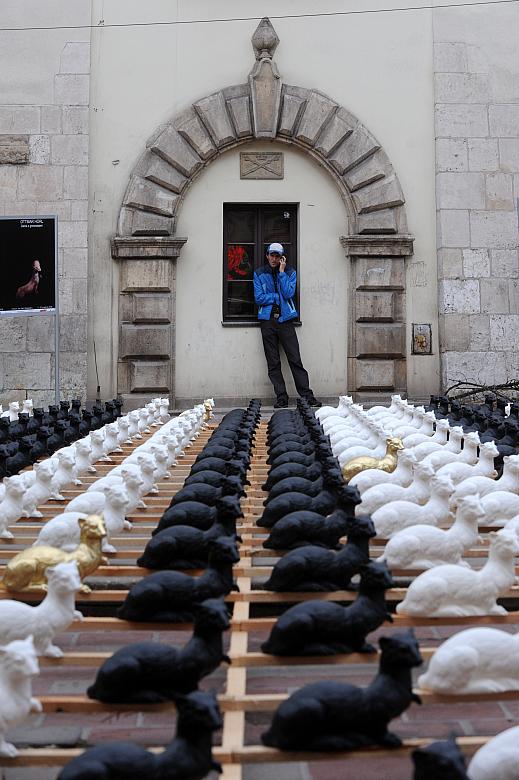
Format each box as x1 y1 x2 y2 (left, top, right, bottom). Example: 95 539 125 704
223 203 298 324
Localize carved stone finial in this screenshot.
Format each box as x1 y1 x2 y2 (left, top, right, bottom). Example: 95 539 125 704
251 17 279 61
249 17 282 138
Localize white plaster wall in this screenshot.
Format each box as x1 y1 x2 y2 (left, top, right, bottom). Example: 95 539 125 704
88 0 438 400
175 141 348 401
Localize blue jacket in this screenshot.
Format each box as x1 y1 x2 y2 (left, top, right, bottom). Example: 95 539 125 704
253 263 298 323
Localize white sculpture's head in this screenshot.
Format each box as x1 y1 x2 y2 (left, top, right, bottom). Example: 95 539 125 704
118 418 129 431
414 460 435 478
75 439 92 456
8 402 19 413
430 475 455 496
22 399 33 413
456 494 485 523
464 431 481 447
106 422 118 436
120 466 144 489
480 440 499 458
436 418 450 432
400 450 417 465
0 635 39 678
4 477 25 499
449 426 464 440
129 411 140 421
47 561 82 595
35 461 55 482
490 528 519 557
105 484 130 511
504 454 519 473
57 450 75 468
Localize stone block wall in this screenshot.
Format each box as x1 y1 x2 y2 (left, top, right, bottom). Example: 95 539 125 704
434 12 519 392
0 40 90 406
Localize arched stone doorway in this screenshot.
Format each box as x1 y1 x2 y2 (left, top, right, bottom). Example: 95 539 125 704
111 18 413 408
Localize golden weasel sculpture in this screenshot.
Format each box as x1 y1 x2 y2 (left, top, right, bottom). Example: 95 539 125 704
341 437 404 484
2 515 107 593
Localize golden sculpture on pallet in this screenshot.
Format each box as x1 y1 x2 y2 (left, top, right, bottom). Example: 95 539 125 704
341 437 404 484
203 398 214 423
1 515 108 594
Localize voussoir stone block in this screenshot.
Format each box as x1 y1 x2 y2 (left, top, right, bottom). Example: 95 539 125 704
356 291 396 322
344 151 392 192
329 124 380 175
125 176 178 217
194 91 235 147
356 323 405 358
227 95 253 138
278 88 307 136
120 259 172 292
119 324 171 359
314 107 356 157
352 175 405 214
175 108 216 160
295 91 337 146
118 207 174 237
141 152 187 195
129 360 170 393
357 209 398 234
147 126 202 178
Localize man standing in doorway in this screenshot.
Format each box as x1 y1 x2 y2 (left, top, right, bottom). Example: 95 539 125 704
253 242 321 409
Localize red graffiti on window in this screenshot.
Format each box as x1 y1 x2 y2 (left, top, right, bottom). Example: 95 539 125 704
227 245 248 280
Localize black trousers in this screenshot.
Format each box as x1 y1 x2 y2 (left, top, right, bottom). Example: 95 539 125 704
260 319 313 401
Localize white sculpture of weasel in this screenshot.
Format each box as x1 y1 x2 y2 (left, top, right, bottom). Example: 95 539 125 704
87 466 146 512
419 425 465 469
88 428 111 462
452 453 519 506
21 461 56 518
0 635 41 757
434 438 497 486
418 623 519 694
371 474 455 539
468 725 519 779
50 449 81 500
359 460 435 516
38 485 130 553
0 478 26 536
0 562 83 658
396 528 519 617
349 449 417 495
378 494 484 569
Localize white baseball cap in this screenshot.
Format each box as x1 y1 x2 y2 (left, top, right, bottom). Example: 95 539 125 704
267 242 284 255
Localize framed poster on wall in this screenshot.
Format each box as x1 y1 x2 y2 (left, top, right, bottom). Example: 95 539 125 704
0 215 57 315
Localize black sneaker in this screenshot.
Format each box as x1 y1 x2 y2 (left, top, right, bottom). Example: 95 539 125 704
306 397 322 408
273 398 289 408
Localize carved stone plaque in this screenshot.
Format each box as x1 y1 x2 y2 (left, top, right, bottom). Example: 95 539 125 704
240 152 283 180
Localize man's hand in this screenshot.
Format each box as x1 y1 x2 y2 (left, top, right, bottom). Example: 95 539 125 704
279 256 286 273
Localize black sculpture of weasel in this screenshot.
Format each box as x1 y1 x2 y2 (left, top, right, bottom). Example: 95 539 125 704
58 690 223 780
261 629 422 751
261 562 394 656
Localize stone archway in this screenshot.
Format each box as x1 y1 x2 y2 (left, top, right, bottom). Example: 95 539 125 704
112 18 413 407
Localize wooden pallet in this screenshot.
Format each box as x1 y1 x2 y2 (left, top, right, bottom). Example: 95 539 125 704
0 419 516 778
